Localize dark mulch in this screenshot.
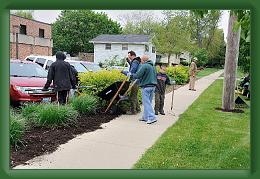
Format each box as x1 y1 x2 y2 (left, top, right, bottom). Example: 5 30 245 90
215 107 244 113
10 113 118 168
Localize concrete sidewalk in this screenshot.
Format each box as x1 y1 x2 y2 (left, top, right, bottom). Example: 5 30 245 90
15 70 223 169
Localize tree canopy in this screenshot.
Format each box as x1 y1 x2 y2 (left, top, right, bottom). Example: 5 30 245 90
13 10 34 19
52 10 122 56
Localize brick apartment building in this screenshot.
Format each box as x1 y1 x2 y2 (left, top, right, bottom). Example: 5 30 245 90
10 14 53 59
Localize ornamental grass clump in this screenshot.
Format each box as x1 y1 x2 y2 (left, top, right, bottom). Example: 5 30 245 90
71 94 98 114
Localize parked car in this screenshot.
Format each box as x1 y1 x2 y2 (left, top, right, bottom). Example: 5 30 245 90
10 60 56 106
80 61 102 72
25 55 88 73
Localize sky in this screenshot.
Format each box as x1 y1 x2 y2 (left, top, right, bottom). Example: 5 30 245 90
28 10 229 41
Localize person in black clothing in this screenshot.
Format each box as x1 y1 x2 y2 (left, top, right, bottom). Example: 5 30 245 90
43 51 76 105
154 65 171 115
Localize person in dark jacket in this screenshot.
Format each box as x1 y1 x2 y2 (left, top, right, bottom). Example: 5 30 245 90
131 55 157 124
154 65 171 115
43 51 76 105
122 50 141 114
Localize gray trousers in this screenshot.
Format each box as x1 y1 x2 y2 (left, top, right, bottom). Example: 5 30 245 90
154 91 165 113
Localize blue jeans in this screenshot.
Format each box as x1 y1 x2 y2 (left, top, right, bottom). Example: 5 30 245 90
141 86 156 121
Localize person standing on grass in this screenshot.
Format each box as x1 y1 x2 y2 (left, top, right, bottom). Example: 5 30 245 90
189 58 198 91
131 55 157 124
122 50 141 114
43 51 76 105
154 64 171 115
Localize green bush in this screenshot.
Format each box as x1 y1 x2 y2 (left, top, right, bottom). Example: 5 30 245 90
166 65 189 84
10 110 26 146
79 69 126 95
21 104 79 127
71 94 98 114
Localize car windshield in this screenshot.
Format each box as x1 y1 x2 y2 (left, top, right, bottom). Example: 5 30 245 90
10 63 48 78
82 63 101 72
68 62 87 73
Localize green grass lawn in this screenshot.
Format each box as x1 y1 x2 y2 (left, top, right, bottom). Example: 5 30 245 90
196 68 222 79
134 79 250 169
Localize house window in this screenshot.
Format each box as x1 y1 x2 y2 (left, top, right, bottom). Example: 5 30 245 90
105 43 111 50
152 46 156 53
39 28 45 38
20 25 27 35
145 45 149 52
122 44 128 50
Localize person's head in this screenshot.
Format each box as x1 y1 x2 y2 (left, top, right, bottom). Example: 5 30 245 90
192 58 197 63
56 51 66 61
160 64 167 72
141 55 149 64
128 51 136 60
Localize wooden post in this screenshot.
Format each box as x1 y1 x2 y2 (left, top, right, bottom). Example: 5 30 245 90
222 13 241 111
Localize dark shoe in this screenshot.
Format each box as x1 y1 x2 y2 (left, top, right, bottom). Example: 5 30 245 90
155 111 159 115
192 89 196 91
189 89 192 90
160 111 165 115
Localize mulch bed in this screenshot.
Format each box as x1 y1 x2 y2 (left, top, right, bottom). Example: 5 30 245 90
10 113 118 168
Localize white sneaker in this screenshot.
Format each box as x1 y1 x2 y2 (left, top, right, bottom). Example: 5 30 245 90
146 119 157 124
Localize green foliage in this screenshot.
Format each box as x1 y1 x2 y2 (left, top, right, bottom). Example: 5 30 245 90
21 104 79 127
10 109 26 146
166 65 189 84
194 48 208 67
238 39 250 73
103 55 126 67
13 10 34 19
153 15 192 63
79 69 126 95
52 10 122 55
71 95 98 114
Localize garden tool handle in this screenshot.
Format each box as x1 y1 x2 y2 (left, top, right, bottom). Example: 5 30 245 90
104 79 127 113
123 79 138 96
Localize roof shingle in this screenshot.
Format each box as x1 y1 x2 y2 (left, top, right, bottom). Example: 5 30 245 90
90 34 151 43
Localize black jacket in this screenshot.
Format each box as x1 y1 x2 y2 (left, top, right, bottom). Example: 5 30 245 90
44 59 76 91
155 72 170 94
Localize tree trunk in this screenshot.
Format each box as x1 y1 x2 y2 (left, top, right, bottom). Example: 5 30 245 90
222 13 241 111
168 53 172 66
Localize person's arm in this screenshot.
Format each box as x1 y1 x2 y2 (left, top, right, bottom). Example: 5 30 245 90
43 64 54 89
69 66 77 89
132 65 146 80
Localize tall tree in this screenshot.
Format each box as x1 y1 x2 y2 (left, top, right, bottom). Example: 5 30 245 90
120 11 159 35
222 12 241 111
189 10 221 49
13 10 34 19
52 10 122 56
153 15 192 65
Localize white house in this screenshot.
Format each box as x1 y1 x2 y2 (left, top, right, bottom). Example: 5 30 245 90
90 34 156 64
156 51 192 65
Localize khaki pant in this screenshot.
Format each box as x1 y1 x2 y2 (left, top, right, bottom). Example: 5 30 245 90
189 76 196 90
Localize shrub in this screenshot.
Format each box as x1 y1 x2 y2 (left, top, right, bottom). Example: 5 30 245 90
79 69 126 95
10 109 26 146
71 94 98 114
166 65 189 85
21 104 79 127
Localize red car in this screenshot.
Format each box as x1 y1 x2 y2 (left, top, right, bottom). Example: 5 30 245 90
10 60 56 106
